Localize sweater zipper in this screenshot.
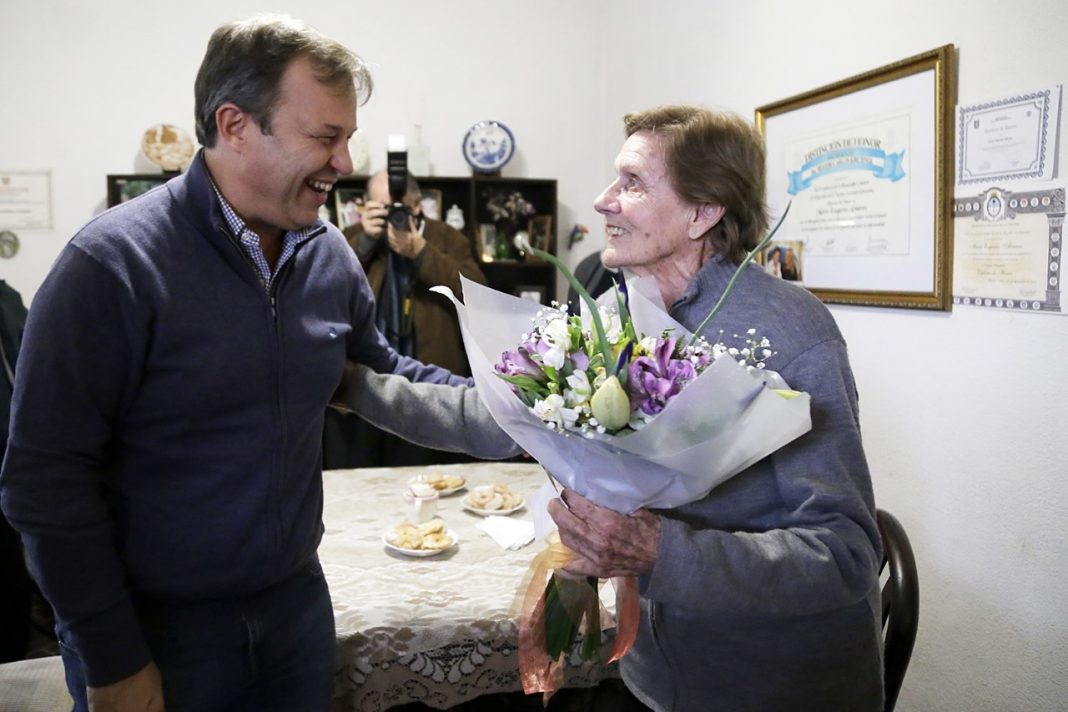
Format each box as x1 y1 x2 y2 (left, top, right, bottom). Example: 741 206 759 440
267 262 291 555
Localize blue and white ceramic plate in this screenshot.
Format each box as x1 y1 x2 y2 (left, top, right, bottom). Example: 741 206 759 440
462 120 515 173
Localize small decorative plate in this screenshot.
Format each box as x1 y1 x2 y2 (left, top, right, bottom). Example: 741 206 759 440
141 124 195 171
382 530 458 557
461 497 526 517
407 475 467 497
462 120 515 173
0 230 19 259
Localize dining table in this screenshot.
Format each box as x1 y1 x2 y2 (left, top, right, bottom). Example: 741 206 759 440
321 461 619 712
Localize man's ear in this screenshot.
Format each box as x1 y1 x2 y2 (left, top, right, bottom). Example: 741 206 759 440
214 103 251 152
688 202 726 240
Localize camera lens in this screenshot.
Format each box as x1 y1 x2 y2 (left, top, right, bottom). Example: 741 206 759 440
388 203 410 230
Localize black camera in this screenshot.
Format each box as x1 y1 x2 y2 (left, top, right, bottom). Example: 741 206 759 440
386 138 411 231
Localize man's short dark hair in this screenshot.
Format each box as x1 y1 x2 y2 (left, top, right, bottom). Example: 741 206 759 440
194 14 373 148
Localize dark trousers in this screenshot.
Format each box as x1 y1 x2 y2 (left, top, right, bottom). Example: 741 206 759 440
0 515 31 662
60 558 336 712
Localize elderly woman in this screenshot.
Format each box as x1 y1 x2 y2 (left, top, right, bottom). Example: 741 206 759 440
545 107 883 711
346 106 883 712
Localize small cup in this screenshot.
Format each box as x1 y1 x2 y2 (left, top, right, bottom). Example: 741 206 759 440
404 484 439 524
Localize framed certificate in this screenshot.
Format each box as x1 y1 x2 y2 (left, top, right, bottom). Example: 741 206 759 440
756 45 957 310
957 86 1061 185
952 187 1064 313
0 171 52 229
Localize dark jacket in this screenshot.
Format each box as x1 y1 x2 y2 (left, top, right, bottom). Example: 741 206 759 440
0 280 27 453
346 219 485 375
0 153 462 686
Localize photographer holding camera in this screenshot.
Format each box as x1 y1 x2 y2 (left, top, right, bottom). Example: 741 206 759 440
333 158 486 467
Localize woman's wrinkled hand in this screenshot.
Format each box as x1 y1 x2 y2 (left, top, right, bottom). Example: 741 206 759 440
548 488 660 577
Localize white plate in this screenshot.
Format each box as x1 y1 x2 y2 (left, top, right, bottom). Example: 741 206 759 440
461 497 526 517
141 123 195 171
462 120 515 173
407 476 466 497
382 529 458 557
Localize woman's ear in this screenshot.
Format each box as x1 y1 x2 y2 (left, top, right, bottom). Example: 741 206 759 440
688 203 726 240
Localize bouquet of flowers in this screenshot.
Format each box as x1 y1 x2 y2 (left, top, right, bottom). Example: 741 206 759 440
484 189 536 227
432 208 811 693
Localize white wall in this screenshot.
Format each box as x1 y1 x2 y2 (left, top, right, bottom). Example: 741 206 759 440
597 2 1068 710
3 1 1067 710
0 0 606 300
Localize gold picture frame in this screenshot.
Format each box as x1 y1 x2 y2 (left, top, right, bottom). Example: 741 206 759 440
756 45 956 310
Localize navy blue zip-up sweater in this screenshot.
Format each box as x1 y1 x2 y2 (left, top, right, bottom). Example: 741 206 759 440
0 153 463 686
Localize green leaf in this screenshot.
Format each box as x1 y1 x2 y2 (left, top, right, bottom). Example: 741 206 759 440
495 373 549 396
579 577 601 660
543 577 579 661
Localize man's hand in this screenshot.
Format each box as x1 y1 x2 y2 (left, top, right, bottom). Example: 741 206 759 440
361 200 388 239
88 661 165 712
548 489 660 577
386 216 427 259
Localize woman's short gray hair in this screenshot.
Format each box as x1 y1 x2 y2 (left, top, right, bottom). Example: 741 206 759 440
623 106 769 264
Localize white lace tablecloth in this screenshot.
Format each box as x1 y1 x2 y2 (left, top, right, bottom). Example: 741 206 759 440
322 462 617 712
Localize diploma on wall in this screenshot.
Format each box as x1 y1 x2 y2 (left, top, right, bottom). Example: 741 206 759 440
757 45 955 310
0 171 52 230
952 187 1065 314
957 86 1062 185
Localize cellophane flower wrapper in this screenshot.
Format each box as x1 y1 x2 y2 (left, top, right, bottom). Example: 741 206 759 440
433 275 812 514
432 273 811 698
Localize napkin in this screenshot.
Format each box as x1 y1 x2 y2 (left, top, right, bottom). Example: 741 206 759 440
476 515 535 550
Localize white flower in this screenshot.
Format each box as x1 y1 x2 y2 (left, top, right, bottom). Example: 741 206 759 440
590 375 630 430
638 335 659 355
563 370 592 407
539 316 571 369
628 410 653 431
598 306 623 343
531 394 579 430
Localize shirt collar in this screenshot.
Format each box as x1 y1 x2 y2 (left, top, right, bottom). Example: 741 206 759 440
208 181 317 245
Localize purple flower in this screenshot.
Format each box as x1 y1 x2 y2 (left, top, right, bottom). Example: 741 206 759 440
496 348 545 381
627 337 697 416
569 349 590 371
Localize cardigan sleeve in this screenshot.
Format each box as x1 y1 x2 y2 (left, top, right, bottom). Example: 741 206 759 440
340 363 519 459
0 247 152 686
642 338 881 617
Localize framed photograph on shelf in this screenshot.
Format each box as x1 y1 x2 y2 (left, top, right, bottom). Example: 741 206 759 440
478 223 498 262
106 174 171 208
513 284 546 305
527 215 554 255
755 44 956 310
334 188 366 231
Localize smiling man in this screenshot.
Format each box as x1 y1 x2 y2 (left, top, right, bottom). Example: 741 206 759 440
0 15 468 712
